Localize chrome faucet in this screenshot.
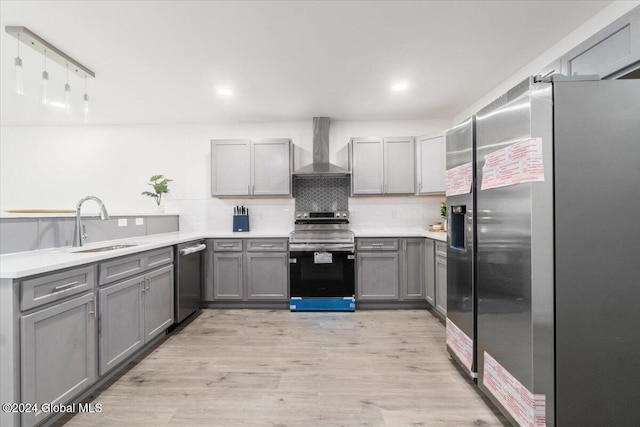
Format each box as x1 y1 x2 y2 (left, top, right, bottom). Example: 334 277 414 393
72 196 110 247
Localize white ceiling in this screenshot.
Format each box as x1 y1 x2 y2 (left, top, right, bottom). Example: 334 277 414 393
0 0 613 126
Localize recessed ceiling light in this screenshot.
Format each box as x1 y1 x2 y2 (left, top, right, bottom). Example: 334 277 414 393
391 82 408 92
217 87 233 96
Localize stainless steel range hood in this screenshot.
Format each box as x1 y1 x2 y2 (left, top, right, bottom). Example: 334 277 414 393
292 117 350 177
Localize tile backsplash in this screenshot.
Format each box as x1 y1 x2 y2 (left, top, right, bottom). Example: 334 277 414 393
293 177 350 211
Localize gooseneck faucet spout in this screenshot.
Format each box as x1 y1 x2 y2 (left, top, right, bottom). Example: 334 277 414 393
73 196 110 247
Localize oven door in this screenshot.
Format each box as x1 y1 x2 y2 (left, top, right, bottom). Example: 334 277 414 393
289 250 355 298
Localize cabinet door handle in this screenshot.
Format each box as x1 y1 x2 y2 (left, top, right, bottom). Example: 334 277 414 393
260 244 273 247
88 298 95 317
146 277 151 292
53 280 79 292
371 243 384 247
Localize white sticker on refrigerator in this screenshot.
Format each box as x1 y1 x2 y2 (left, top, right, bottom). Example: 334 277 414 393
446 161 473 196
483 352 546 427
481 138 544 191
446 318 473 372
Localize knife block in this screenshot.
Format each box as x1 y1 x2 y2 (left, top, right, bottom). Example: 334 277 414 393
233 214 250 232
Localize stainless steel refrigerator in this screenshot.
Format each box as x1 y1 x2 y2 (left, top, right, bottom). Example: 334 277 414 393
445 116 478 380
474 75 640 427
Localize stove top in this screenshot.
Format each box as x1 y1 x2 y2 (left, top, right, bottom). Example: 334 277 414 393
290 210 354 250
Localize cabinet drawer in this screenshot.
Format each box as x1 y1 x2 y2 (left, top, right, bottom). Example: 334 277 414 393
147 247 173 269
435 241 447 258
212 239 243 252
99 253 146 286
357 238 398 251
20 265 95 311
246 239 288 252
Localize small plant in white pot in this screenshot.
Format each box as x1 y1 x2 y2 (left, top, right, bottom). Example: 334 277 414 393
142 175 173 212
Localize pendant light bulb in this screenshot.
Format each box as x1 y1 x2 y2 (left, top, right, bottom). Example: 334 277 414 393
41 71 49 105
15 57 24 96
64 83 71 115
83 93 89 123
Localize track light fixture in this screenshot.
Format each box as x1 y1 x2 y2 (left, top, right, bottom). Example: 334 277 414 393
5 26 95 121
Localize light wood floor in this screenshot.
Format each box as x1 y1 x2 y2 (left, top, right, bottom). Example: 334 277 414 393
58 309 509 426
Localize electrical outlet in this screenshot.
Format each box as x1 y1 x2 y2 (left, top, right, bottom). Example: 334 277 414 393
118 218 128 227
135 218 144 226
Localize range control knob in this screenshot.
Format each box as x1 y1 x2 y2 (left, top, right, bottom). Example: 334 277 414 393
341 213 347 218
303 213 309 218
296 213 301 219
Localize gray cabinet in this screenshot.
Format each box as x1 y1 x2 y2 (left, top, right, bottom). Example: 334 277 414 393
98 264 173 375
144 264 174 341
246 252 288 300
20 292 96 427
211 139 292 196
435 241 447 317
350 137 415 195
416 132 446 194
207 238 289 301
562 7 640 79
98 248 173 376
424 239 436 306
357 238 400 300
213 252 244 300
400 238 425 300
98 275 144 375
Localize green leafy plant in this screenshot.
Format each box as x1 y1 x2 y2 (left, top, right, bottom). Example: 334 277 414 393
440 201 447 218
142 175 173 206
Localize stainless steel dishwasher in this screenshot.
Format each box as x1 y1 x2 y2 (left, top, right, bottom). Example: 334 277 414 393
174 240 206 324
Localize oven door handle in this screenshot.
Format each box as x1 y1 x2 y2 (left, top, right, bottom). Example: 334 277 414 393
289 243 355 252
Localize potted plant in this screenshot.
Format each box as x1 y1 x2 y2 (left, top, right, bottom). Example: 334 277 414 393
440 201 448 231
142 175 173 212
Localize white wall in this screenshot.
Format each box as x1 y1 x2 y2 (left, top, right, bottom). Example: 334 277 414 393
453 0 640 123
0 119 449 232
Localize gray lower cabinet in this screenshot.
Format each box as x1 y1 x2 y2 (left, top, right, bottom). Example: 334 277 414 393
20 292 96 427
435 251 447 317
98 264 173 375
246 252 288 299
424 239 436 306
98 275 144 375
400 238 425 300
357 252 400 300
144 264 174 340
212 252 244 300
205 238 289 302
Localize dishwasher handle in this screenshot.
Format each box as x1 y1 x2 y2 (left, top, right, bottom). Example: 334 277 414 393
179 243 207 256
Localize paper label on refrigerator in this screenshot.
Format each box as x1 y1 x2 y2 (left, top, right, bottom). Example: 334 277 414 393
446 318 473 372
483 352 546 427
481 138 545 190
446 162 473 196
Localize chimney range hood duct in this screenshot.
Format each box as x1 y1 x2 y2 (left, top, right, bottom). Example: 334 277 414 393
292 117 350 177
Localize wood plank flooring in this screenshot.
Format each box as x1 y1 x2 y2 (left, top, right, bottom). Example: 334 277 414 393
57 309 509 426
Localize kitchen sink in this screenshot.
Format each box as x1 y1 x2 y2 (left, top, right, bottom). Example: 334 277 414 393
71 244 137 253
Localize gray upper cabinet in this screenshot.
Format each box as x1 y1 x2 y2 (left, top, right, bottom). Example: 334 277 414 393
211 139 251 196
562 7 640 79
211 139 292 197
416 132 446 194
20 292 96 427
251 139 292 195
350 137 415 195
383 137 415 194
400 238 425 300
351 137 384 194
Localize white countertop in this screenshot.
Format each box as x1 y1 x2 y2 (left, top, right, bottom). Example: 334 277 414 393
351 227 447 242
1 228 445 279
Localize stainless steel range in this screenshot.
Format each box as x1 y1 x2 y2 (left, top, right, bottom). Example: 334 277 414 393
289 211 356 311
